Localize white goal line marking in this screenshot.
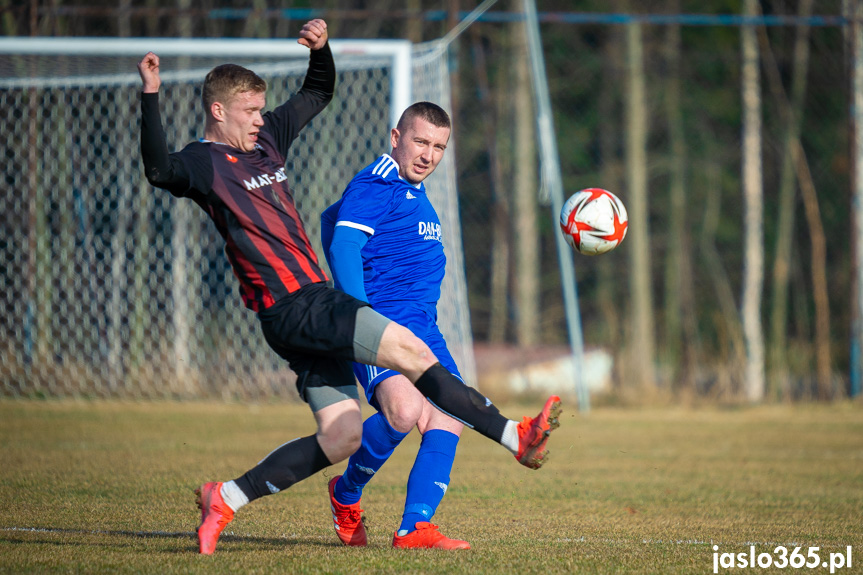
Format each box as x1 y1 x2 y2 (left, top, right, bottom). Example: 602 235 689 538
555 537 851 550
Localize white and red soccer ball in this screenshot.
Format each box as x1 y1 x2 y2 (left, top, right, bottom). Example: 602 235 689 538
559 188 628 255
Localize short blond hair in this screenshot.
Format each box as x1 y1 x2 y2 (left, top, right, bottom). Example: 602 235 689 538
202 64 267 110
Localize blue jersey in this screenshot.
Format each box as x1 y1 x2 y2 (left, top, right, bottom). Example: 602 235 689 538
321 154 446 311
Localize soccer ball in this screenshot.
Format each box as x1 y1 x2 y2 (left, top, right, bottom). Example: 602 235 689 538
559 188 628 255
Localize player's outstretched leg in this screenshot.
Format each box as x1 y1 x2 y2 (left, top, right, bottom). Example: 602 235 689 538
514 395 562 469
392 521 470 550
328 475 367 546
195 482 235 555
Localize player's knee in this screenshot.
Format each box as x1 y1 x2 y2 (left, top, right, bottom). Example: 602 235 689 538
418 402 464 436
314 400 363 463
318 424 361 463
376 375 425 432
341 427 362 457
384 403 422 433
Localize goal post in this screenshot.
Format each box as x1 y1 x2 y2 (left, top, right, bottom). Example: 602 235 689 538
0 37 476 399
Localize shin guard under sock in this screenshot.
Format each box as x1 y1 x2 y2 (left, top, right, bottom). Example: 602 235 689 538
399 429 459 534
233 434 332 502
414 363 508 443
335 412 408 505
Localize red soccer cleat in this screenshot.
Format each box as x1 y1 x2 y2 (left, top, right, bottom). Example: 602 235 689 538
515 395 562 469
329 476 367 546
392 522 471 550
195 481 234 555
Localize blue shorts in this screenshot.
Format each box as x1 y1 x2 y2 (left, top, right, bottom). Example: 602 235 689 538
353 304 462 410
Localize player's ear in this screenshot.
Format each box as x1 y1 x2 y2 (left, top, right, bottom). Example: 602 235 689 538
390 127 400 149
211 101 225 122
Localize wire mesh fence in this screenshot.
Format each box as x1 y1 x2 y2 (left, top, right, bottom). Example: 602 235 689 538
1 41 474 399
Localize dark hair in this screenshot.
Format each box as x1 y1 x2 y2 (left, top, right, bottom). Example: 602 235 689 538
202 64 267 110
396 101 451 132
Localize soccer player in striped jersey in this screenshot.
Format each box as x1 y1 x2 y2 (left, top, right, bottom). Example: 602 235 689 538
320 102 559 550
138 20 560 555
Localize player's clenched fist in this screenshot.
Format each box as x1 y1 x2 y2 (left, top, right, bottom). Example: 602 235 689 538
138 52 161 93
297 18 328 50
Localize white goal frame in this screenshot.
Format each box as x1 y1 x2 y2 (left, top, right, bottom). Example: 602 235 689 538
0 37 412 129
0 36 477 399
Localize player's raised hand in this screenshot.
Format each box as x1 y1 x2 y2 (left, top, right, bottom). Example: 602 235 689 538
297 19 328 50
137 52 161 93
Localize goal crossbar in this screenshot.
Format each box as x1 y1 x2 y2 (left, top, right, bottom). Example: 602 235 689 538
0 37 412 126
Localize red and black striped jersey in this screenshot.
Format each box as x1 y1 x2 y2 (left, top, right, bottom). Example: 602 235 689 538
141 44 334 311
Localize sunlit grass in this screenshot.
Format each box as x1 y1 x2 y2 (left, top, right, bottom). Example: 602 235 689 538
2 399 861 574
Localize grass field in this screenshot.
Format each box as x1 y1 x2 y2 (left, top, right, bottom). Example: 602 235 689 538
1 399 861 574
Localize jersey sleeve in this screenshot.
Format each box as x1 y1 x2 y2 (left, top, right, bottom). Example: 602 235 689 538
327 225 369 302
140 92 190 195
333 172 394 235
140 92 211 201
322 201 369 302
262 43 335 158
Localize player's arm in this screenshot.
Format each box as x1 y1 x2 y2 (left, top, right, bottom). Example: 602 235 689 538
264 19 335 153
292 18 334 118
137 53 194 195
326 225 370 303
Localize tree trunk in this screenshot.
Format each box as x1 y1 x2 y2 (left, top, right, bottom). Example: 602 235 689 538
598 14 625 353
662 0 699 393
699 161 746 397
766 0 813 400
171 0 196 395
740 0 766 403
793 141 833 400
759 5 831 400
117 0 131 37
625 21 655 389
844 0 863 399
406 0 423 42
513 16 540 347
242 0 270 38
471 27 511 344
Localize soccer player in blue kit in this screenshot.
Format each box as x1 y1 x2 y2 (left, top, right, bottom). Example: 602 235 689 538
321 102 560 549
139 20 560 555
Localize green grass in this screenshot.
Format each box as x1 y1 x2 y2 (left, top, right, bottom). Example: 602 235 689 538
1 399 861 574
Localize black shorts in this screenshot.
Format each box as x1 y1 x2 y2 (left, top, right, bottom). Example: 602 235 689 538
257 282 368 404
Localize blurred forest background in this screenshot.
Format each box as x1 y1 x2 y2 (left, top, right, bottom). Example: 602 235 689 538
1 0 858 403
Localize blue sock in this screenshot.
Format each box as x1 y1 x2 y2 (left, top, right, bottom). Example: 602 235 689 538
334 412 408 505
399 429 460 534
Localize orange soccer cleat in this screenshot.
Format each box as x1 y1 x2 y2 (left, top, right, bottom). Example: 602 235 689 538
328 476 367 546
515 395 562 469
392 522 470 550
194 481 235 555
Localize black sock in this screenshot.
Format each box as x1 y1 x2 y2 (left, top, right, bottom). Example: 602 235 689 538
233 434 332 502
414 362 508 443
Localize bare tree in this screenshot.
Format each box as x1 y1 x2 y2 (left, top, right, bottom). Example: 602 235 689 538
741 0 766 402
760 6 832 400
766 0 813 399
598 12 625 355
513 11 540 347
242 0 270 38
846 0 863 400
406 0 423 42
662 0 699 393
699 161 746 397
625 20 655 389
471 26 511 344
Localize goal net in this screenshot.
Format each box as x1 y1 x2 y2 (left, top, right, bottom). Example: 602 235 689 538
0 38 476 399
